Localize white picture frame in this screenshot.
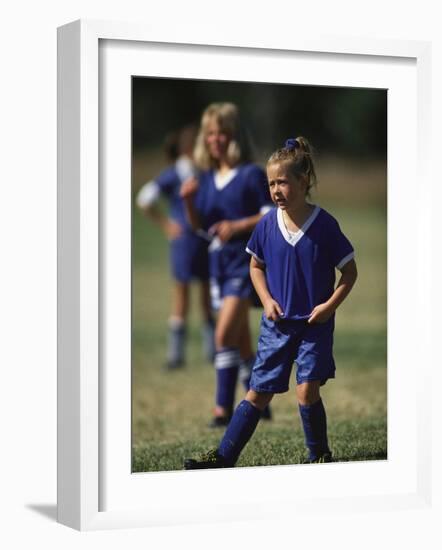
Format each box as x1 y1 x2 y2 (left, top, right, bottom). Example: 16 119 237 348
57 19 433 531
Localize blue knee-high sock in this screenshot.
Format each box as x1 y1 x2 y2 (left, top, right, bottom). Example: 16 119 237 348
215 348 240 413
218 400 261 465
239 355 272 420
167 318 186 364
298 398 330 461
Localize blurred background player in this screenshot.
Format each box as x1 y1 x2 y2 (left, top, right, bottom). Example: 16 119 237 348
136 124 215 370
180 103 273 427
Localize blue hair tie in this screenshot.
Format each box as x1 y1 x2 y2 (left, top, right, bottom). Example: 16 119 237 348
285 138 300 150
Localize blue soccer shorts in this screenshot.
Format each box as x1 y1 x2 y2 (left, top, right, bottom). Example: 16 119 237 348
209 276 254 310
249 314 336 393
170 232 210 283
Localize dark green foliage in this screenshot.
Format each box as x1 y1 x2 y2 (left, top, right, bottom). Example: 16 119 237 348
132 79 386 158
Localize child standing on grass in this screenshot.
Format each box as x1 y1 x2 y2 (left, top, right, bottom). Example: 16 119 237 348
136 125 215 370
184 137 357 468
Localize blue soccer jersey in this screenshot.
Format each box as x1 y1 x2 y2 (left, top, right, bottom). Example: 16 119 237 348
136 157 210 282
246 206 354 320
154 157 195 231
195 163 272 279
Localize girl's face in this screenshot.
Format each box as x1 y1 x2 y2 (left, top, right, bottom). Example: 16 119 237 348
267 162 307 211
205 118 231 161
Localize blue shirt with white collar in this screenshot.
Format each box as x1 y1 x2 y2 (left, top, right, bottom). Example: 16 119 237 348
195 163 272 279
246 206 354 320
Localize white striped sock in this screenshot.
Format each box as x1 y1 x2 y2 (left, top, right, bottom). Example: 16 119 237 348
215 348 240 370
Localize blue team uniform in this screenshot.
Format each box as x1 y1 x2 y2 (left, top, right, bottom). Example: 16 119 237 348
195 163 272 305
140 159 210 283
246 206 354 391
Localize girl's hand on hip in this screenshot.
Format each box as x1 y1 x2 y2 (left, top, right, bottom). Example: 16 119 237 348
263 298 284 321
308 303 334 324
209 220 236 243
165 219 183 240
180 176 199 198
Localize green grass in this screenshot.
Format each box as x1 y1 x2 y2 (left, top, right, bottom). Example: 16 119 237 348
133 418 387 472
131 155 387 472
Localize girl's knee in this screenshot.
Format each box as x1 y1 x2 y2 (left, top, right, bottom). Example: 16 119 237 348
215 330 230 350
215 325 239 349
215 298 249 350
245 390 274 411
296 381 321 405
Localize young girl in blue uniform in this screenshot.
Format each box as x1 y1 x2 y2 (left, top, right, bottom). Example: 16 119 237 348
136 125 215 369
180 103 273 426
184 136 358 467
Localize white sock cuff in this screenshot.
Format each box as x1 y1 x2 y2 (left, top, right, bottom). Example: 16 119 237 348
168 317 185 329
215 348 240 370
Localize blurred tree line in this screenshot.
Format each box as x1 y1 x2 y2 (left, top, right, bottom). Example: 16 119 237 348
132 77 386 160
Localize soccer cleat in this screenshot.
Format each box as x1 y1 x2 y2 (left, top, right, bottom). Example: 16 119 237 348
303 452 333 464
261 405 272 421
184 449 231 470
207 414 232 428
164 359 185 371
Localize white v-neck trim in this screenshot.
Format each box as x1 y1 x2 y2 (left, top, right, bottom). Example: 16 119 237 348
214 168 238 190
277 205 320 246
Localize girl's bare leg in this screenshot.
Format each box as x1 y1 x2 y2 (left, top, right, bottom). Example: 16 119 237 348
213 296 249 418
245 389 274 411
295 380 321 405
166 281 189 368
199 280 215 362
170 280 189 320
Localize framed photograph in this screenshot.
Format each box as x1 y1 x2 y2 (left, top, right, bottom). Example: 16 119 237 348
57 19 432 530
131 77 387 474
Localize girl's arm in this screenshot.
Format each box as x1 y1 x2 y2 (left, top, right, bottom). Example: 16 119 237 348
136 181 182 239
210 213 263 242
213 166 270 242
141 205 183 240
179 176 202 231
250 256 284 321
308 259 358 324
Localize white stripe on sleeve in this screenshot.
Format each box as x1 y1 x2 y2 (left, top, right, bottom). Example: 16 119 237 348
336 251 355 270
260 204 274 215
136 181 160 209
175 156 195 182
246 247 265 264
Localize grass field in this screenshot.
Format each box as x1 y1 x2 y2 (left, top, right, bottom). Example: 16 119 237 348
131 153 387 472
